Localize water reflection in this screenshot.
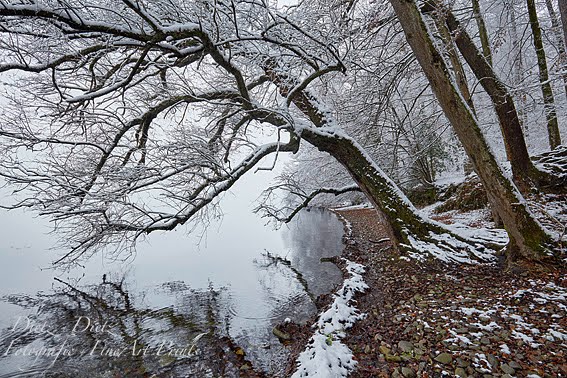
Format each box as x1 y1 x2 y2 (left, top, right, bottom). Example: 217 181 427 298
0 208 345 377
0 275 238 377
281 207 345 297
229 208 344 375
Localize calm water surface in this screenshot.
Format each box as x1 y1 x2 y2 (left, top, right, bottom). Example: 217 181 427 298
0 171 345 377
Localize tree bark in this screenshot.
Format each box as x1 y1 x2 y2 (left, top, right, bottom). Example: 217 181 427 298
389 0 554 262
472 0 493 66
545 0 567 100
527 0 562 149
559 0 567 52
508 1 529 134
432 7 475 113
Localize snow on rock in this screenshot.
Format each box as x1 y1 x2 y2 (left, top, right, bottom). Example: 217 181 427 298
499 344 511 354
291 259 368 378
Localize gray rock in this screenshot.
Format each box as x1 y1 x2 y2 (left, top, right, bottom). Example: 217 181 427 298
456 357 470 367
487 354 499 368
401 367 416 378
509 361 522 370
454 367 466 377
500 364 515 375
434 352 453 365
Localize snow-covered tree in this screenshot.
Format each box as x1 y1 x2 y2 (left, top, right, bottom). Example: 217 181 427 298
0 0 561 267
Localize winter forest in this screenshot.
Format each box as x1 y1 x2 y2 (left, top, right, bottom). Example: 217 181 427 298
0 0 565 377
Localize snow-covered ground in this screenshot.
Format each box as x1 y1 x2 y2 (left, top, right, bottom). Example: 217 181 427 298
291 260 368 377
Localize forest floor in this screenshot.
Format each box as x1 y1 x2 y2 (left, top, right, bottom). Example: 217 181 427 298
272 201 567 378
321 207 567 378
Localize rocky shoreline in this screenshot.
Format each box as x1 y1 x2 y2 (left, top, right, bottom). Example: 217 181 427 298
330 208 566 378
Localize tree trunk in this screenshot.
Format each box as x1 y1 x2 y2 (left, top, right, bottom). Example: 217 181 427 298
440 10 539 190
426 5 565 193
559 0 567 51
389 0 554 262
265 62 493 262
300 128 437 247
545 0 567 101
432 7 475 112
472 0 493 66
527 0 562 149
508 1 529 135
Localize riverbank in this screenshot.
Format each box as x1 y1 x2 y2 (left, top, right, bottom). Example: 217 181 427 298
330 207 566 378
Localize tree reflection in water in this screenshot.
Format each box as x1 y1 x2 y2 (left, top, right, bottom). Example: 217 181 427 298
0 275 244 378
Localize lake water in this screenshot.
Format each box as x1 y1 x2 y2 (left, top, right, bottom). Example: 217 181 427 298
0 170 345 377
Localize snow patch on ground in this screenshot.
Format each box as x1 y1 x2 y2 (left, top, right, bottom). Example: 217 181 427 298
499 344 511 354
335 213 353 238
405 231 496 264
291 260 368 378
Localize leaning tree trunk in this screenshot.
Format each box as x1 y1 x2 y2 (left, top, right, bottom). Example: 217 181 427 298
438 9 558 191
527 0 562 149
300 128 438 247
431 4 478 188
389 0 554 263
265 63 493 262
